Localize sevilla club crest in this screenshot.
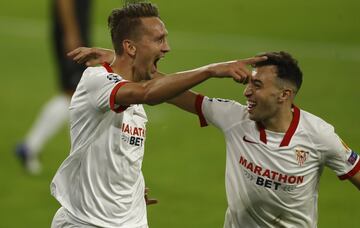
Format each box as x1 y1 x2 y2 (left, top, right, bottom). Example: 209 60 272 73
295 148 309 166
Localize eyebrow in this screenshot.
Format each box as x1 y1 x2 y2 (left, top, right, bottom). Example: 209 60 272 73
252 79 263 86
155 31 167 40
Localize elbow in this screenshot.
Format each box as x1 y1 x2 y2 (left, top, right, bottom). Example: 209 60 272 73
141 89 162 106
142 93 162 106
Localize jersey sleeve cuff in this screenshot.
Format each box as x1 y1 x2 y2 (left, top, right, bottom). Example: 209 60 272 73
338 159 360 180
195 94 208 127
110 81 130 113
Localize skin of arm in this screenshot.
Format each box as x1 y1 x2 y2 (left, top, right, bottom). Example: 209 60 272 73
115 67 212 106
68 47 263 111
349 171 360 190
152 72 198 114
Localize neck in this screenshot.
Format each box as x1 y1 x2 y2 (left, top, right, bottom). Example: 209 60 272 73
261 105 293 133
110 55 134 81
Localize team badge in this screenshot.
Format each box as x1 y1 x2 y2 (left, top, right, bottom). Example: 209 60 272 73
107 74 121 83
208 98 230 103
295 148 309 166
347 151 358 165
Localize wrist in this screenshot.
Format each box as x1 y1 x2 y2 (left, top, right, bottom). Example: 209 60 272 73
198 65 214 78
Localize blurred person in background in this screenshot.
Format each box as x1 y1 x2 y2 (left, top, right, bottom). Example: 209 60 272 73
71 47 360 227
15 0 92 174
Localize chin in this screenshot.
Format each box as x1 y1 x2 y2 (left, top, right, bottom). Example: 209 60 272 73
248 113 260 122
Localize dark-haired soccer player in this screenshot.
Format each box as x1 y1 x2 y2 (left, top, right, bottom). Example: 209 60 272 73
71 47 360 227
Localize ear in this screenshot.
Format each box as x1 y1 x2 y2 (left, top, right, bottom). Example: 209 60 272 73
278 89 293 102
123 39 137 57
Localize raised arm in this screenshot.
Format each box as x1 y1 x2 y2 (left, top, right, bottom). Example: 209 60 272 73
114 58 263 106
68 47 265 111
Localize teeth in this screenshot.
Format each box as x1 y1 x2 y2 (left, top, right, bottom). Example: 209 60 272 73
247 101 256 109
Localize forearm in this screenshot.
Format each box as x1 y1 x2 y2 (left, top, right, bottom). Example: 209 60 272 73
165 91 197 114
152 72 198 114
350 171 360 190
141 68 210 105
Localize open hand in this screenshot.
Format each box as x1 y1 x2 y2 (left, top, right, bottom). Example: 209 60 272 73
67 47 115 66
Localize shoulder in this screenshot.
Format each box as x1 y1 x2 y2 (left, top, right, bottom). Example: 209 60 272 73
300 109 334 134
82 66 125 89
299 109 337 148
204 97 246 111
202 97 249 129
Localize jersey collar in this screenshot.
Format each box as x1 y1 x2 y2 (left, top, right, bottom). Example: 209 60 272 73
257 105 300 147
102 63 114 73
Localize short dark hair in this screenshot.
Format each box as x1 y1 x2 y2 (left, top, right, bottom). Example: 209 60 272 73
254 51 303 92
108 2 159 55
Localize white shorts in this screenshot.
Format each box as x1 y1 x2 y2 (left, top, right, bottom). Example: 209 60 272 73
51 207 96 228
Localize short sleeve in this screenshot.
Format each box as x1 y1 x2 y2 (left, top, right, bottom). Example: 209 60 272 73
319 126 360 180
195 95 247 131
82 67 129 113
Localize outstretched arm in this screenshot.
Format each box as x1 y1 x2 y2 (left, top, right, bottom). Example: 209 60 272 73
114 57 264 107
349 171 360 190
68 47 265 110
151 72 198 114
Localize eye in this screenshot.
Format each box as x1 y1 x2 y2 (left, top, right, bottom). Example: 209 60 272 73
157 37 164 43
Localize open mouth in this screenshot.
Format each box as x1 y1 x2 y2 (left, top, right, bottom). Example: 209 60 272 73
154 58 159 70
247 100 257 113
152 57 162 73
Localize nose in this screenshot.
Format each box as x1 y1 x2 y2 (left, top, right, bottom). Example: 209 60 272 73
243 84 252 98
162 39 171 53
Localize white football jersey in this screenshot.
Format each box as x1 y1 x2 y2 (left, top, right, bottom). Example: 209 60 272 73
51 64 148 228
195 95 360 228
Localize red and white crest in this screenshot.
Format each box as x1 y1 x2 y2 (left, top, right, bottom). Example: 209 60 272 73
295 148 309 166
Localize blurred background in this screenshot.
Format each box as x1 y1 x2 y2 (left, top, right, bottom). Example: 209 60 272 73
0 0 359 227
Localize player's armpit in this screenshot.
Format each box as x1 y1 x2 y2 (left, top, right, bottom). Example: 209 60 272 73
167 90 198 114
349 171 360 190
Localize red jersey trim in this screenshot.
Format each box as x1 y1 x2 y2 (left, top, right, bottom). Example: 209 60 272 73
257 105 300 147
102 63 113 73
280 105 300 147
195 94 208 127
102 63 129 113
339 159 360 180
110 82 130 113
257 122 267 144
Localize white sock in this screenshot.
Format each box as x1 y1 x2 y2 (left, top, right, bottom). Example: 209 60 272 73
25 94 70 157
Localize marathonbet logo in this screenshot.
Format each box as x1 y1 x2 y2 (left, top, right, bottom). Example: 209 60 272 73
295 148 309 166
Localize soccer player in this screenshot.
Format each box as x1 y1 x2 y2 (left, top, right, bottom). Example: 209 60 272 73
15 0 92 174
50 3 266 228
70 47 360 227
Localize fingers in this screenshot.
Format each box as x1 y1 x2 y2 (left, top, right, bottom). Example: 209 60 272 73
146 198 158 205
144 187 158 206
66 47 101 65
67 47 82 58
241 56 268 65
232 69 250 84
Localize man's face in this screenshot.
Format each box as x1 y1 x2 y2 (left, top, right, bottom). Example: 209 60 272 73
132 17 170 81
243 65 284 122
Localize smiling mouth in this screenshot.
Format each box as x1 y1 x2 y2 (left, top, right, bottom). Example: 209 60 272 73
247 100 257 112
